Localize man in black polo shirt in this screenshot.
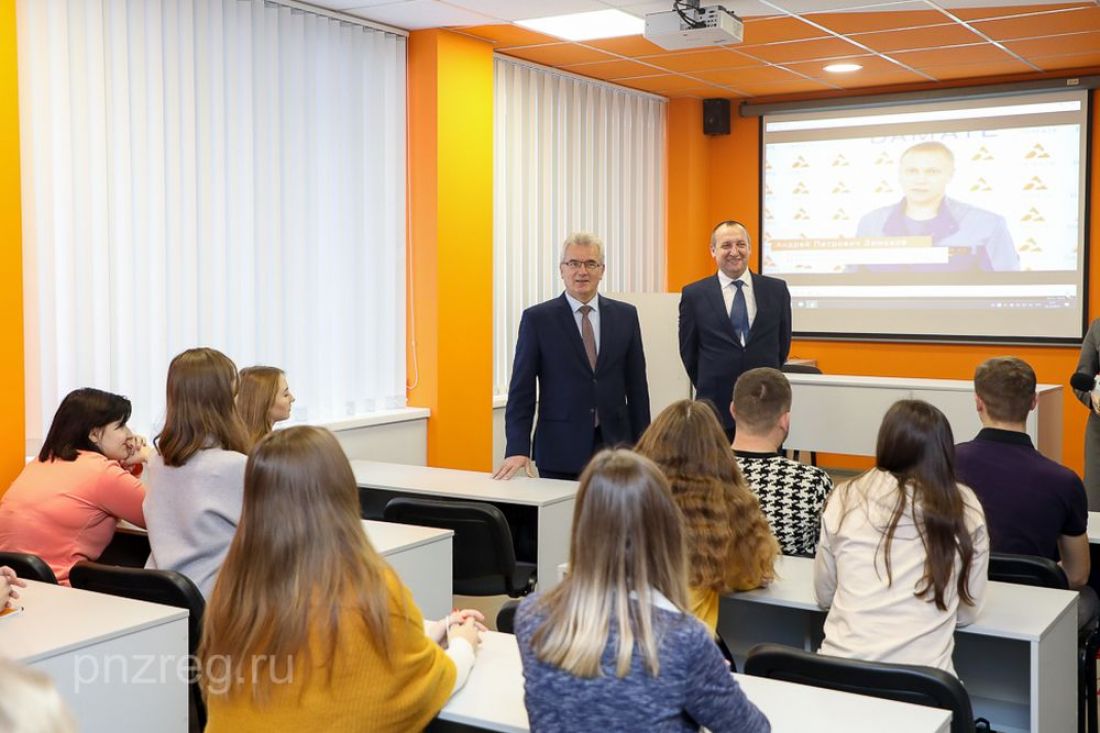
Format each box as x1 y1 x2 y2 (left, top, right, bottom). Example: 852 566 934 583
956 356 1096 630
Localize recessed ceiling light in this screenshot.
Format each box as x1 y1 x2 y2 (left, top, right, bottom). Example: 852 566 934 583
823 63 862 73
516 9 645 42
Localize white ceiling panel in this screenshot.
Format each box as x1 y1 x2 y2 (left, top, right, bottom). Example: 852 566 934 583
317 0 404 9
344 0 499 27
446 0 608 21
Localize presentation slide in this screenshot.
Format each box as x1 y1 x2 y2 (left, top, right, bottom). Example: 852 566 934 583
759 90 1088 342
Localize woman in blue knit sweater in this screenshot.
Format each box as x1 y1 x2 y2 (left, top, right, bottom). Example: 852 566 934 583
515 449 770 733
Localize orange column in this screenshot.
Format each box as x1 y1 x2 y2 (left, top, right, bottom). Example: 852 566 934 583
665 98 711 291
407 30 494 471
0 0 23 488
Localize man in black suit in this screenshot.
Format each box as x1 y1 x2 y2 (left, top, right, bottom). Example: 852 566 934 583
679 220 792 441
493 232 650 481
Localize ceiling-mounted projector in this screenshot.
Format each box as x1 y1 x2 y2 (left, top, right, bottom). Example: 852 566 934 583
644 1 743 51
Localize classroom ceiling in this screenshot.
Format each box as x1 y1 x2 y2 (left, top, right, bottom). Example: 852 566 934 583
314 0 1100 99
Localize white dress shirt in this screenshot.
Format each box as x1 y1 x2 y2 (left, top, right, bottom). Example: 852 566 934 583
717 270 756 345
564 291 601 353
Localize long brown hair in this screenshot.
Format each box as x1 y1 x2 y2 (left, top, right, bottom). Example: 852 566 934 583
636 399 778 592
530 449 688 678
199 426 391 703
237 366 284 446
861 399 977 610
156 348 249 466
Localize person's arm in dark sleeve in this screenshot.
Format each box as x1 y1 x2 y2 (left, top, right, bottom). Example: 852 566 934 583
777 280 792 366
624 308 651 441
678 291 699 388
503 311 538 461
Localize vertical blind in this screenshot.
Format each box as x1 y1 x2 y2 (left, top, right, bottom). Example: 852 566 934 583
493 56 667 396
18 0 407 450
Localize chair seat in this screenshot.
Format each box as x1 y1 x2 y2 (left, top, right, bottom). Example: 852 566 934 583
455 562 537 598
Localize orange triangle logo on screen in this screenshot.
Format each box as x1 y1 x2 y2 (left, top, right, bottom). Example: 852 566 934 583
1023 176 1047 191
1025 144 1050 160
971 146 994 161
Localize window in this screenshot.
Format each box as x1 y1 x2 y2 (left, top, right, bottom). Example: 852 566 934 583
493 56 667 396
18 0 407 449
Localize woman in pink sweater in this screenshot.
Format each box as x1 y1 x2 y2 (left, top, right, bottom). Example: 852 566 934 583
0 389 150 583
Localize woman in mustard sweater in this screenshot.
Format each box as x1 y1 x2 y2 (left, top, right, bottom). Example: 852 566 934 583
199 426 483 732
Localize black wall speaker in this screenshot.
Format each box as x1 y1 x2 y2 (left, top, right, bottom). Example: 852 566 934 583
702 98 731 136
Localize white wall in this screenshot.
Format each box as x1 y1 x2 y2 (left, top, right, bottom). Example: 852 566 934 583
329 408 429 466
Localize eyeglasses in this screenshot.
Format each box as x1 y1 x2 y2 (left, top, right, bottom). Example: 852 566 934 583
562 260 604 271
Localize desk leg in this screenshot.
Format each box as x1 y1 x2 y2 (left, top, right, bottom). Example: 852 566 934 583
537 500 573 592
1033 600 1077 733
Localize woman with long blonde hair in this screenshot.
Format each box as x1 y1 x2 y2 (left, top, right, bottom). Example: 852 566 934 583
144 347 252 598
200 426 483 731
636 399 779 632
815 400 989 674
515 449 769 732
237 366 295 446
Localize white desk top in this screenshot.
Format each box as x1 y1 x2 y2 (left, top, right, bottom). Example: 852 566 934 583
440 631 950 732
786 373 1061 394
362 519 452 555
731 556 1076 643
4 581 188 664
117 519 450 558
1088 512 1100 543
351 460 578 507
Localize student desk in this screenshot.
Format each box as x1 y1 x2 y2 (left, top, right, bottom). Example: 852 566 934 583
785 374 1063 460
719 556 1077 733
111 519 453 619
363 519 453 619
5 580 189 732
352 460 577 591
435 630 952 732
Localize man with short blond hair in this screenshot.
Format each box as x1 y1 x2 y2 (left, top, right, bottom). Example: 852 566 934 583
957 356 1096 630
731 367 831 557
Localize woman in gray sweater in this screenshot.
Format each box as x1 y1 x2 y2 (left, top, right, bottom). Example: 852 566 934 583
143 347 251 599
515 449 769 733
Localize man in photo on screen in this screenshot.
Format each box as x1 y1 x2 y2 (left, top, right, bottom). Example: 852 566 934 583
856 141 1020 272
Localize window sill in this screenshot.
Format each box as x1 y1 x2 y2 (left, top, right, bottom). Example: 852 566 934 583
321 407 431 432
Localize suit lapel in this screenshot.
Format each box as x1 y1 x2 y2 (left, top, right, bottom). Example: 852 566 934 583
746 273 768 346
706 274 739 347
556 294 594 372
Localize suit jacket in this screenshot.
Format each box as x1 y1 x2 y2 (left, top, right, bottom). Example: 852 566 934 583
679 272 792 430
505 293 651 475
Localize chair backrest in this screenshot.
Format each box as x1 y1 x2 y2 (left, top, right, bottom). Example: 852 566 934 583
987 552 1069 590
496 600 519 634
744 643 975 733
383 497 520 595
0 551 58 584
780 363 823 375
68 562 205 654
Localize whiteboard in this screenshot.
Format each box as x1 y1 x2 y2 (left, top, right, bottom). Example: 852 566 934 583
608 292 692 418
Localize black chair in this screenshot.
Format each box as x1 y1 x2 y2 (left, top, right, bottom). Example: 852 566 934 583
744 642 975 733
496 600 519 634
383 497 537 598
0 551 58 584
780 362 823 466
988 551 1097 733
69 562 207 730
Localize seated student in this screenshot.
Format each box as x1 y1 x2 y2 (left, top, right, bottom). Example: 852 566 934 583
956 356 1097 630
815 400 989 675
237 366 295 447
1 566 25 611
730 368 832 556
515 449 770 733
636 399 779 632
0 389 150 583
144 347 250 599
200 426 483 732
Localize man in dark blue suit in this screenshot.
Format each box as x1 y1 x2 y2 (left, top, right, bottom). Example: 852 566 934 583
679 220 792 441
493 233 650 481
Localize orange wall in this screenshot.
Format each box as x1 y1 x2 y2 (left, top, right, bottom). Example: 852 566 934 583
0 0 22 488
668 92 1100 475
407 30 494 471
